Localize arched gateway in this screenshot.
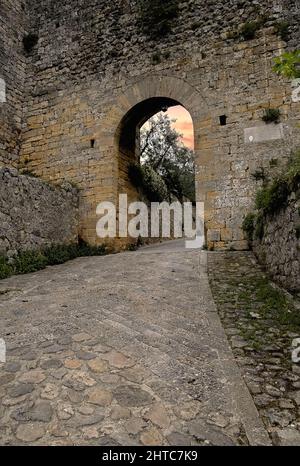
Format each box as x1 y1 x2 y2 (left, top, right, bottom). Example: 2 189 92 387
79 75 216 248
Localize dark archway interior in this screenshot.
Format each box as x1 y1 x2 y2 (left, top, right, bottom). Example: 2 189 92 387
117 97 181 158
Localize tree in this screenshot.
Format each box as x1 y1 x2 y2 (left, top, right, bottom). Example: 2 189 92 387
273 50 300 79
140 113 195 203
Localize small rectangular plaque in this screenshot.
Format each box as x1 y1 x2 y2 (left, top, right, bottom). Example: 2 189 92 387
244 124 284 144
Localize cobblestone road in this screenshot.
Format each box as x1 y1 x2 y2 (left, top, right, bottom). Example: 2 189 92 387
0 241 270 445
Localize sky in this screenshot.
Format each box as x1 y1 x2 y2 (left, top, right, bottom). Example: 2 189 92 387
167 105 194 150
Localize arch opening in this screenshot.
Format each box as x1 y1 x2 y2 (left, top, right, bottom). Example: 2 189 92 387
117 97 195 206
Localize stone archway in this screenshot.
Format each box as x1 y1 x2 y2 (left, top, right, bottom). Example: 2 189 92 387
81 75 216 248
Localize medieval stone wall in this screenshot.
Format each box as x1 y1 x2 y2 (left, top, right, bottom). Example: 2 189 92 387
0 168 78 257
0 0 29 167
253 194 300 293
1 0 300 248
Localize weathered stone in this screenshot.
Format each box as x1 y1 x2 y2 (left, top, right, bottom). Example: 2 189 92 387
87 358 108 373
274 428 300 446
140 427 166 446
41 359 63 370
40 383 59 400
66 412 104 428
78 405 95 415
72 333 92 343
63 371 96 391
125 418 147 435
113 385 153 407
167 432 194 446
187 420 235 446
87 388 113 407
5 362 21 373
173 401 201 421
8 383 34 398
19 370 46 384
104 351 134 369
57 403 75 420
64 359 82 370
144 403 170 429
82 426 100 439
110 406 131 420
76 351 96 361
15 424 45 443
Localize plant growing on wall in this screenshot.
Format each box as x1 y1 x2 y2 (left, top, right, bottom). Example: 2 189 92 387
243 150 300 243
240 21 261 41
273 50 300 79
137 0 179 38
262 108 281 124
274 21 290 42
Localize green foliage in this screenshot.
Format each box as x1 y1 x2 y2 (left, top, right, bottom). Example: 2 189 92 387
255 178 290 215
242 213 256 241
251 167 267 182
254 213 265 240
20 169 38 178
262 108 281 124
274 21 290 41
13 250 48 274
0 256 13 280
23 33 39 53
240 21 261 40
243 151 300 245
254 152 300 216
273 50 300 79
137 0 179 38
140 113 195 203
0 240 107 280
255 278 300 327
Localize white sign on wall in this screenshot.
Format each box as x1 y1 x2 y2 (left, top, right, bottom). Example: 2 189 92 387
292 79 300 103
244 123 285 144
0 338 6 363
0 78 6 103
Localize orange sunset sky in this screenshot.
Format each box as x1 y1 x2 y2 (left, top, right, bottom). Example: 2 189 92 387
167 105 194 150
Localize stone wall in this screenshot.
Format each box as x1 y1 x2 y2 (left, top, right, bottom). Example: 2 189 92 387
0 168 79 257
0 0 29 167
253 194 300 293
1 0 300 249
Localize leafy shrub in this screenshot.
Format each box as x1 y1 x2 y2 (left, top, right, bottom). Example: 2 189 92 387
240 21 260 40
255 178 290 215
251 167 267 182
243 151 300 244
0 240 107 280
262 108 281 124
0 256 13 280
128 162 169 202
14 250 48 274
137 0 179 38
254 213 265 240
242 213 256 241
274 21 290 41
273 50 300 79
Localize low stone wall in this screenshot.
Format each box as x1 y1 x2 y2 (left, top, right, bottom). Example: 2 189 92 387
0 168 79 257
253 194 300 293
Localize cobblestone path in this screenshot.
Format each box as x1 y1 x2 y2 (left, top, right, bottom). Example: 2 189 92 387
0 241 269 445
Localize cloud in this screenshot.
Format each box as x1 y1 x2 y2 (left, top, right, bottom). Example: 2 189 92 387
167 105 194 149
